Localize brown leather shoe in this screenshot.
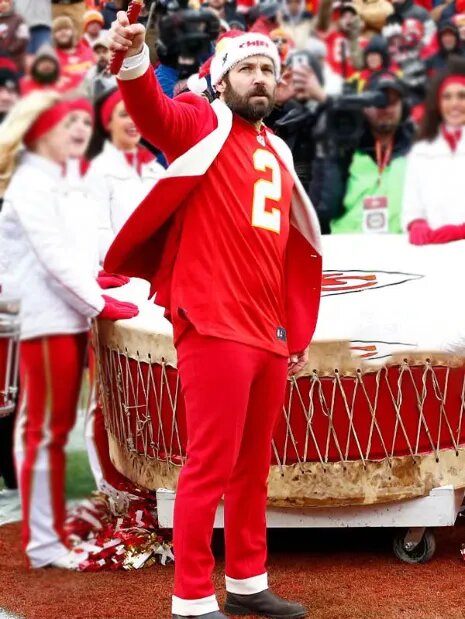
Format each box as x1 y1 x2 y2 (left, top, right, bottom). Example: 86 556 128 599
224 589 308 618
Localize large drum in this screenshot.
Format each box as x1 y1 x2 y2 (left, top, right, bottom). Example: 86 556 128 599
94 236 465 508
0 297 20 418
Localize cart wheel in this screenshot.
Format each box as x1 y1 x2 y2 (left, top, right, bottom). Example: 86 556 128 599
392 529 436 564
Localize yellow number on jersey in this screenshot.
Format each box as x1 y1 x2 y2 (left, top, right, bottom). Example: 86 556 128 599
252 149 282 234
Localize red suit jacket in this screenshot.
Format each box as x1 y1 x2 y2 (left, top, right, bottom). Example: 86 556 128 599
104 47 322 354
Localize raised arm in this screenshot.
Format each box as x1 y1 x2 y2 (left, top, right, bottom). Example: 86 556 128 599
108 12 216 161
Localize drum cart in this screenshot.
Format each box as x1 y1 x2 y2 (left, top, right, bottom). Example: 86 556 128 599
156 485 465 564
94 276 465 567
0 297 20 418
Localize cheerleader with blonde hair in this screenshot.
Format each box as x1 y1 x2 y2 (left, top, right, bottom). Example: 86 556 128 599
0 90 139 569
0 91 61 199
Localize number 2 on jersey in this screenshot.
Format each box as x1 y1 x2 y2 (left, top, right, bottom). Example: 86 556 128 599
252 149 282 234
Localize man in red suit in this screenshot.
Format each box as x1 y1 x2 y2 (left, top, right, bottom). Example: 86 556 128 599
107 14 322 619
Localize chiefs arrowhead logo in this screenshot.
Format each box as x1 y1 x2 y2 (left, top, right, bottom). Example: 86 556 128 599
350 340 416 361
322 270 423 297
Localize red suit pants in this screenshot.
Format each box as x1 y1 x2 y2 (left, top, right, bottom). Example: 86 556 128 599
14 333 87 568
172 327 288 616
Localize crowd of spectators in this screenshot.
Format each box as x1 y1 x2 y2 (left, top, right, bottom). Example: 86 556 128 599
0 0 463 246
1 0 465 563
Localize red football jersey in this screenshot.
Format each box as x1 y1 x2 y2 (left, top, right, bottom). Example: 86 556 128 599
324 31 356 78
56 42 95 80
171 115 294 356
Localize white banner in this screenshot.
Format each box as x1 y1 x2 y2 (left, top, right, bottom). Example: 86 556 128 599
316 234 465 361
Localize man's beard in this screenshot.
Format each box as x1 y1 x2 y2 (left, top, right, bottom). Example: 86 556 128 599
54 36 74 50
222 78 276 123
32 65 59 84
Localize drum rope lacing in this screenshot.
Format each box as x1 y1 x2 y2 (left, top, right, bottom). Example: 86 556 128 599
97 343 465 471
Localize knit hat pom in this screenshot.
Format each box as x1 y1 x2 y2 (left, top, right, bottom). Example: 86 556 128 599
210 32 281 87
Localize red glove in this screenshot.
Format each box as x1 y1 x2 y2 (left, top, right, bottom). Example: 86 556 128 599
99 295 139 321
97 270 130 290
428 223 465 244
408 219 433 245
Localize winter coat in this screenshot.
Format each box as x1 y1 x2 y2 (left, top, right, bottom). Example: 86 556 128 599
0 152 104 340
14 0 52 28
0 10 29 71
402 132 465 230
85 140 165 262
321 123 413 232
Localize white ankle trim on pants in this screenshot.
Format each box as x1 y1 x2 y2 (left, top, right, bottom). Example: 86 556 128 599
172 594 219 616
225 572 268 594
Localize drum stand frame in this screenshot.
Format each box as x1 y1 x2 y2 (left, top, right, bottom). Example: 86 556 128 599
156 485 465 563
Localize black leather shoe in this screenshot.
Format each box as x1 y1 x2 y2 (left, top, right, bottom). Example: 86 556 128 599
172 612 227 619
224 589 308 618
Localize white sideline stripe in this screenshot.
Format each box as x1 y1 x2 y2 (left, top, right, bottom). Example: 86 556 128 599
0 610 24 618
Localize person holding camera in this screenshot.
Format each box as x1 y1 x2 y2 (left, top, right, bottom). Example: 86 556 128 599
107 11 321 619
268 49 338 232
326 71 413 234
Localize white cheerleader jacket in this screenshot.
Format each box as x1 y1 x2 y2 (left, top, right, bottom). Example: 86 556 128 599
0 152 104 341
85 140 165 263
402 132 465 230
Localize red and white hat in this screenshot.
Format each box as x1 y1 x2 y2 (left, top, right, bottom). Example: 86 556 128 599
210 32 281 87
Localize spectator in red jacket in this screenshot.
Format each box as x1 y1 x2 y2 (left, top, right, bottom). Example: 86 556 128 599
20 43 82 95
52 15 95 84
0 0 29 72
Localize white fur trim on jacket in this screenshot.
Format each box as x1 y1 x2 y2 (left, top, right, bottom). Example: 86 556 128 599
119 43 151 81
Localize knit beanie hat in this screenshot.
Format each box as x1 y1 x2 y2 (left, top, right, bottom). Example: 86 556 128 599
83 9 104 31
52 15 75 34
0 54 19 92
210 32 281 86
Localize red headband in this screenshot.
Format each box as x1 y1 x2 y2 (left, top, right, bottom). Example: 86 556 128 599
100 90 122 130
68 97 94 119
0 57 18 73
438 76 465 101
24 101 72 148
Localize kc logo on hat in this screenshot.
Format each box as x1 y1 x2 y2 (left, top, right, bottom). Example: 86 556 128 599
210 32 280 87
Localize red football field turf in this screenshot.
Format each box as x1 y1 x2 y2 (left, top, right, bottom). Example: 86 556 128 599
1 520 465 619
